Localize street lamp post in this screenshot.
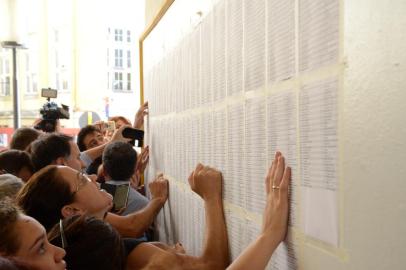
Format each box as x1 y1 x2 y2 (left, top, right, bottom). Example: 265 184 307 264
1 41 24 129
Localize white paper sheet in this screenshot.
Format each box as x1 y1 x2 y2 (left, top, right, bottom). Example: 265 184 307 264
226 211 246 261
213 1 226 103
299 78 339 246
244 0 266 91
190 29 201 109
267 0 295 83
268 90 298 226
226 0 243 96
225 103 245 207
201 11 213 105
245 97 267 213
244 220 261 248
200 111 213 166
213 109 226 172
299 0 339 72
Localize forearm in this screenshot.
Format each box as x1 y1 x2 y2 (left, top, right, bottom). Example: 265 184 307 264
227 233 280 270
106 198 164 238
201 197 230 269
83 143 107 161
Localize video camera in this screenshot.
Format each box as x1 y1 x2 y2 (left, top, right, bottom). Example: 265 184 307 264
34 88 70 133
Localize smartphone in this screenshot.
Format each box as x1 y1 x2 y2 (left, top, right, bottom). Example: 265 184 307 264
122 127 144 147
101 182 130 211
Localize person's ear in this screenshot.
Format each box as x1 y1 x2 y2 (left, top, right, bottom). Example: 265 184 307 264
61 204 83 218
55 157 67 166
101 165 110 179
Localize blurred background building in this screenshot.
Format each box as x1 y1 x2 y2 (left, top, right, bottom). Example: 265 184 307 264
0 0 145 129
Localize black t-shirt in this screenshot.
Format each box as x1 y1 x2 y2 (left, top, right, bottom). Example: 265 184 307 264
123 238 145 256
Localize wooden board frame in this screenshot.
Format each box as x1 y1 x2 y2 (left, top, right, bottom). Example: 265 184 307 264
139 0 175 105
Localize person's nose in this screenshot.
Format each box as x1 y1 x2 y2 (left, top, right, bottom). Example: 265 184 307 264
54 245 66 263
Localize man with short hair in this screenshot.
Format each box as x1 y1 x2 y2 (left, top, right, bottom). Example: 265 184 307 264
10 127 41 151
30 133 84 172
0 149 34 182
30 125 130 172
77 125 106 152
102 141 148 215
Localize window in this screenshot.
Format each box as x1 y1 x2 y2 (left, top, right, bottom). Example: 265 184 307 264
32 74 38 93
0 76 10 96
114 29 123 42
114 72 123 90
55 51 59 67
127 30 131 42
56 73 60 90
114 49 123 68
5 59 9 74
127 51 131 68
0 54 11 96
127 73 131 90
62 81 68 90
25 36 39 94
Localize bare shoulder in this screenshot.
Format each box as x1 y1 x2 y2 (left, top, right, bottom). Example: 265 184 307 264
128 242 224 270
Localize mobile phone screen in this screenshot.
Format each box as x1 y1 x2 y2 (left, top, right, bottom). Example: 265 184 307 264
114 184 130 210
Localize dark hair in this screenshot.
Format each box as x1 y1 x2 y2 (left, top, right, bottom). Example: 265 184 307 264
0 199 22 255
48 215 125 270
0 150 34 176
10 128 40 151
16 165 74 231
30 133 73 171
86 156 103 175
77 125 100 152
102 141 136 180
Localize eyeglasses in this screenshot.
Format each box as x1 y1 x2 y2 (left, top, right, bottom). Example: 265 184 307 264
71 171 91 197
59 219 68 249
71 171 102 198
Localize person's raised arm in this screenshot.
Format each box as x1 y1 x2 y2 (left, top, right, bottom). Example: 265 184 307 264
133 101 148 129
126 164 230 270
105 175 168 238
188 163 230 269
82 125 130 161
227 152 290 270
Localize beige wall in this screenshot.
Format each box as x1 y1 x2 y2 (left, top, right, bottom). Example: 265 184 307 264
145 0 167 27
141 0 406 269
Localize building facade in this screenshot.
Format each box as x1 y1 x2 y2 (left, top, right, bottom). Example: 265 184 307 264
0 0 143 129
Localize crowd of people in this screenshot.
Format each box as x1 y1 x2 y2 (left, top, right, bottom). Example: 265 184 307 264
0 101 291 270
